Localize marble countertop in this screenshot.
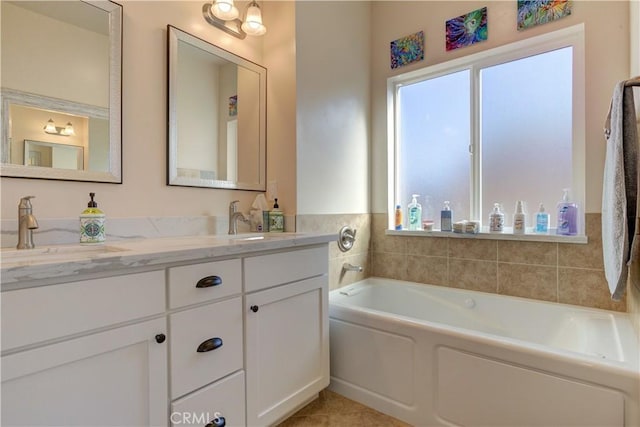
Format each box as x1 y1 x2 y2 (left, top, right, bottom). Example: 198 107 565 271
1 232 337 290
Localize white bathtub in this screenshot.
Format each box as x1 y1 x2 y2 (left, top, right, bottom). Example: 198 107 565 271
329 278 640 426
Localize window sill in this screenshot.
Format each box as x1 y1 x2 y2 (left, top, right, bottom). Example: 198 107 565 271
386 228 588 244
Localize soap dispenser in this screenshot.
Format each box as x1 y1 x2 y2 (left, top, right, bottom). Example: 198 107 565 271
489 203 504 232
407 195 422 231
556 189 578 235
535 204 550 233
80 192 105 244
268 198 284 232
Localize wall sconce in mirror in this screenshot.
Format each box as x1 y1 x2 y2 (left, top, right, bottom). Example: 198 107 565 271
202 0 266 39
43 119 75 136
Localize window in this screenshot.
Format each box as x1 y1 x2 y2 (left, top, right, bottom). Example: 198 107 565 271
388 24 585 236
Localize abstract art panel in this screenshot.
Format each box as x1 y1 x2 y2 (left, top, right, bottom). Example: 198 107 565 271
446 7 488 51
390 31 425 69
517 0 572 31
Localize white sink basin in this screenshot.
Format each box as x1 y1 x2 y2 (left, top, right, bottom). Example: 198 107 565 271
1 244 131 265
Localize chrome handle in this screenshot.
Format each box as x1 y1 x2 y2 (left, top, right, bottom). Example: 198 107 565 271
337 226 356 252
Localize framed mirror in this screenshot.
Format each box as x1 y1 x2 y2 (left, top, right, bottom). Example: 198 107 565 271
0 0 122 183
167 25 266 191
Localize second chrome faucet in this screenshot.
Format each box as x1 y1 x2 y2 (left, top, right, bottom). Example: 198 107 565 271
228 200 250 235
17 196 39 249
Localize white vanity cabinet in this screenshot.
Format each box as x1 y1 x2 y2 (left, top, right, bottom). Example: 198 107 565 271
244 246 330 426
1 235 334 427
0 271 168 427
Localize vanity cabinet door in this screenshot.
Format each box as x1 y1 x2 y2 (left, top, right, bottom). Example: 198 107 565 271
245 276 329 426
1 317 168 427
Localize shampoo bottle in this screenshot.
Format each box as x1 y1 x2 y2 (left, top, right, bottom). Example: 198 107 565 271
489 203 504 232
407 195 422 231
535 204 550 233
80 192 105 244
394 204 403 230
556 189 578 236
441 201 452 232
513 200 526 234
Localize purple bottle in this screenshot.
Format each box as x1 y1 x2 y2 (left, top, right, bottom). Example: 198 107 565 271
556 189 578 235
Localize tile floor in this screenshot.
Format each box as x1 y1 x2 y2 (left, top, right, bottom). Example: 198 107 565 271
277 389 411 427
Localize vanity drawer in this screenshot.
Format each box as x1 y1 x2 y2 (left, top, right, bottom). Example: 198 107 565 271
1 270 165 352
244 246 328 292
168 259 241 309
171 370 245 427
170 297 243 399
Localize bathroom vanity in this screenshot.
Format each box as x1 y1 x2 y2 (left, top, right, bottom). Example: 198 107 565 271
0 233 333 427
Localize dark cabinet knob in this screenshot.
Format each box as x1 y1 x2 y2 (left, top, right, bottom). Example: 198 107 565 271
205 416 225 427
196 275 222 288
197 337 223 352
250 305 259 313
155 334 166 344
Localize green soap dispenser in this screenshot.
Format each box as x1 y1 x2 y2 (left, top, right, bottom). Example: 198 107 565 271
80 192 105 244
268 198 284 232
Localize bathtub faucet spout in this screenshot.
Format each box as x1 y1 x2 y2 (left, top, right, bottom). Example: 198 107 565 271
342 263 363 273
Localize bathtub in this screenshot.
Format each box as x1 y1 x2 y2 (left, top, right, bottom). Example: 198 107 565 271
328 278 640 426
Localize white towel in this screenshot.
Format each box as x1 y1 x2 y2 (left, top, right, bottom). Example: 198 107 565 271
602 81 639 300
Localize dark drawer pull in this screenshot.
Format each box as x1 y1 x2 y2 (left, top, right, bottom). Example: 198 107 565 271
197 337 223 352
196 275 222 288
205 416 225 427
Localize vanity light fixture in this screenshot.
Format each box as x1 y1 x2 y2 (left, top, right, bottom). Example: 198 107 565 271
202 0 266 39
43 119 75 136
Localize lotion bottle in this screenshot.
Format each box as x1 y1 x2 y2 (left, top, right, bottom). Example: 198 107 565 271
268 198 284 232
513 200 526 234
489 203 504 232
394 204 403 230
80 192 105 244
440 201 452 232
407 195 422 231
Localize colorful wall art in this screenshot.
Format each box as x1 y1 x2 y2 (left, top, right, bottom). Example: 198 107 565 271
446 7 488 51
517 0 572 31
390 31 425 69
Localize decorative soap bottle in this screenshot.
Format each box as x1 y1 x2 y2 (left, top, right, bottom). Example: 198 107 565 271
80 192 105 244
268 198 284 232
407 195 422 231
513 200 526 234
440 201 452 232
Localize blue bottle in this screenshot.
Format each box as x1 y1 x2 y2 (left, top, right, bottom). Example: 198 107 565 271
535 203 549 233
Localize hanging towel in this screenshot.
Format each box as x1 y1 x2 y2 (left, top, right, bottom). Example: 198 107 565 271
602 80 639 300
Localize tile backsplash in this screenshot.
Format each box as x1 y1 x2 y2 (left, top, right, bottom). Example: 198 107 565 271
369 212 627 312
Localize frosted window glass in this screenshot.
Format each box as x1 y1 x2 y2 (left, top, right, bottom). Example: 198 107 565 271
397 70 470 228
481 47 572 228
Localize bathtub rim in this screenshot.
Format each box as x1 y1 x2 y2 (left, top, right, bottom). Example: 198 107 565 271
329 277 640 377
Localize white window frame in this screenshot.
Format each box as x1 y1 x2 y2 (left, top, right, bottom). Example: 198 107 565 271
387 24 585 241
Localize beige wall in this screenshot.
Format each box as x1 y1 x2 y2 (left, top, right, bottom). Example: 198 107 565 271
295 1 371 215
370 1 630 214
1 1 297 220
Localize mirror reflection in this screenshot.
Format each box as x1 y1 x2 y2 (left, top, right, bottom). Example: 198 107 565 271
168 25 266 191
0 0 122 182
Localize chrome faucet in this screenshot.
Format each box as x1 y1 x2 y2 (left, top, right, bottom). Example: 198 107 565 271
228 200 249 235
17 196 39 249
342 263 363 273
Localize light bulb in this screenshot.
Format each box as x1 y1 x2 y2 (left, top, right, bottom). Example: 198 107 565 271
241 2 266 36
44 119 57 134
211 0 239 21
